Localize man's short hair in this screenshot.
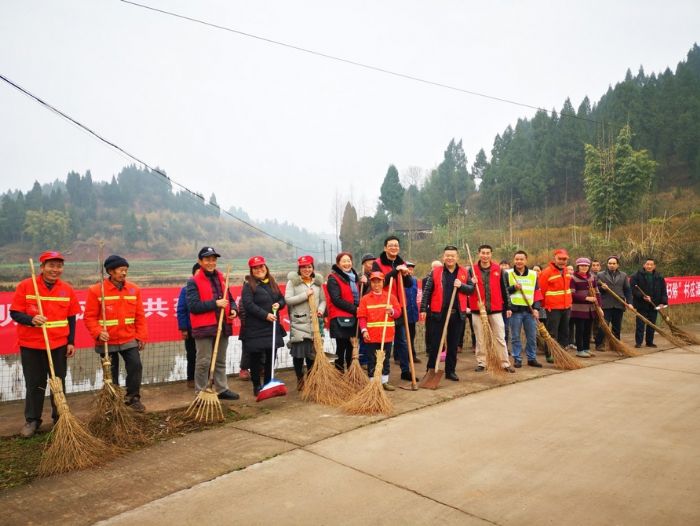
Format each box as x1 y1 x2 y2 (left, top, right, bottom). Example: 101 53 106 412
384 235 400 247
644 257 655 263
514 250 528 258
478 244 492 252
444 245 458 252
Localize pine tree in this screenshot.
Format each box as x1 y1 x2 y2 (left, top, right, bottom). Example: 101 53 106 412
379 165 404 218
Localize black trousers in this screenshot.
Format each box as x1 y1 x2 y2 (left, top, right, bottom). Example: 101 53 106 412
248 346 275 388
293 357 314 378
427 311 460 374
635 306 658 345
21 346 67 424
408 322 417 358
545 308 570 351
574 319 592 352
335 337 353 371
367 342 393 378
595 308 624 346
109 347 143 400
184 330 197 381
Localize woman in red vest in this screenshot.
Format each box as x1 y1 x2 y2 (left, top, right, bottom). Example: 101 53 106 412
325 252 359 373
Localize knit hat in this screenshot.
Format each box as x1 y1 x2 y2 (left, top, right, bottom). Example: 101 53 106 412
361 253 376 264
104 255 129 271
297 255 314 267
575 257 591 267
39 250 65 263
248 255 266 267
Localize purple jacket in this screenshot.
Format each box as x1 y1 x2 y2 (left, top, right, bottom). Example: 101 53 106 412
570 272 601 320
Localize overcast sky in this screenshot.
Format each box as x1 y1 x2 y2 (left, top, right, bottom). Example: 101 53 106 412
1 0 698 235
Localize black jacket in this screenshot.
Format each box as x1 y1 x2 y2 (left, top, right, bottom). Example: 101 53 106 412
630 269 668 309
372 252 412 290
240 279 286 350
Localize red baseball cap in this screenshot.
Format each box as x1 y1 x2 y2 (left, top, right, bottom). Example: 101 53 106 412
248 255 266 267
553 248 569 258
297 255 314 266
369 271 385 281
39 251 65 263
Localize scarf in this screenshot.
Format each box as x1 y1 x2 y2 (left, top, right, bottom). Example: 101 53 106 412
344 271 359 303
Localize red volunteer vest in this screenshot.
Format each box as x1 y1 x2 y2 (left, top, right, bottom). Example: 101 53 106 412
429 265 468 313
467 263 505 312
326 272 355 319
189 269 231 329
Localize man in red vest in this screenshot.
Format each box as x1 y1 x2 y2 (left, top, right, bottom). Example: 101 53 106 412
467 244 515 373
420 245 474 381
185 247 240 400
10 251 81 437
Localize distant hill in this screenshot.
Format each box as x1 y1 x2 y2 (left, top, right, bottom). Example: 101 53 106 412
0 165 329 262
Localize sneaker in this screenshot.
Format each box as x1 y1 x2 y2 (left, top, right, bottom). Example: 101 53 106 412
585 349 596 357
514 360 522 368
527 360 543 368
239 369 250 380
646 343 658 348
567 344 577 350
546 355 554 364
474 365 485 372
576 351 591 358
218 389 240 400
382 382 396 391
20 421 39 438
127 397 146 412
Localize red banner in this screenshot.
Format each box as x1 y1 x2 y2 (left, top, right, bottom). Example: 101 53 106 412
666 276 700 305
0 285 290 355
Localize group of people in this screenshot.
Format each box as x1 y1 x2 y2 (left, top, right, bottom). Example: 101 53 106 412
12 240 669 437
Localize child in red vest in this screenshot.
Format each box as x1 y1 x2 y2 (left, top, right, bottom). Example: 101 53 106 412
357 272 401 391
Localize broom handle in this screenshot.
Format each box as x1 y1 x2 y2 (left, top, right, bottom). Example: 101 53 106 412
28 258 57 379
465 244 485 308
633 284 661 309
398 277 417 382
207 266 231 387
377 277 395 358
350 282 364 359
98 242 110 359
434 286 458 374
270 305 278 377
308 291 324 354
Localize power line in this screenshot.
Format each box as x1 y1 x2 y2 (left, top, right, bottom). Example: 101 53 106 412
121 0 604 126
0 72 323 255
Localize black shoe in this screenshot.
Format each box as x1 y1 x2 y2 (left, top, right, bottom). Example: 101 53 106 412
400 371 415 381
527 360 543 368
474 365 485 372
445 372 460 381
126 397 146 412
218 389 240 400
514 361 522 368
646 343 658 348
634 343 642 348
253 386 261 396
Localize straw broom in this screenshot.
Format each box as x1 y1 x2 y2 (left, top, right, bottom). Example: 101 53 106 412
515 280 583 370
300 291 353 406
28 259 114 477
634 285 700 346
345 282 370 391
465 245 506 379
185 266 231 424
342 277 394 416
588 282 639 357
88 243 146 446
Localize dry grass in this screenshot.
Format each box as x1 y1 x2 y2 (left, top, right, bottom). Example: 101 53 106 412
341 350 393 416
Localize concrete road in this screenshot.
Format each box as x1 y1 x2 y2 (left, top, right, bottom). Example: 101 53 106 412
100 349 700 526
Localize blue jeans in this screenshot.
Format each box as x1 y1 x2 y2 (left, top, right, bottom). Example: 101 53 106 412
509 311 537 362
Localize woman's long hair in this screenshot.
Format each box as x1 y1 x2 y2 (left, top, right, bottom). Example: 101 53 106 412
246 264 280 295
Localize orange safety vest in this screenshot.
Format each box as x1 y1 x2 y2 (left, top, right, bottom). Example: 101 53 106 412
538 262 572 310
84 279 148 344
357 290 401 344
11 276 81 350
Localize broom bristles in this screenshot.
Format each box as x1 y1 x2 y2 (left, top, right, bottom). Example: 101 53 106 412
594 307 639 357
480 309 506 379
537 323 583 370
661 313 700 346
341 350 392 415
345 358 369 392
300 352 352 406
38 378 115 477
185 388 224 423
88 383 147 446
